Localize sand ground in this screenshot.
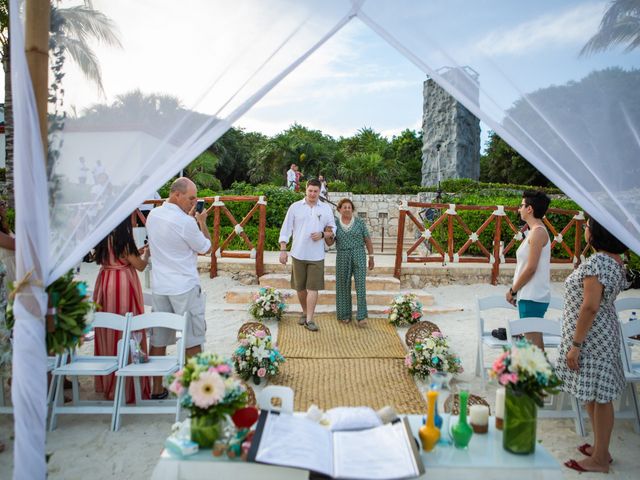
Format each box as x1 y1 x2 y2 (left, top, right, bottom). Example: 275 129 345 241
1 263 639 479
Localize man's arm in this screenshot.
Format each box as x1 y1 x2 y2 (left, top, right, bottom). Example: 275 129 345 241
278 206 294 264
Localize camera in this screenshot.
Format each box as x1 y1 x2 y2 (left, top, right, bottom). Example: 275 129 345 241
196 200 205 213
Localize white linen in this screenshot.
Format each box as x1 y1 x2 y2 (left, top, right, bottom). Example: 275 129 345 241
279 199 336 261
146 202 211 296
286 168 296 188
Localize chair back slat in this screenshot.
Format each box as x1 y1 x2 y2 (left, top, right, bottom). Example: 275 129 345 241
127 312 187 331
92 312 129 332
508 317 561 337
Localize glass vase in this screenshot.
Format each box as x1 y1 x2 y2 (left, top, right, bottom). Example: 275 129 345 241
503 388 537 455
190 415 225 448
419 390 440 452
450 389 473 449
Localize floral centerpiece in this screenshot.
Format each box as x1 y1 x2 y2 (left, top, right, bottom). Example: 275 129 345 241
6 270 96 354
166 352 248 448
404 331 463 380
249 287 290 321
387 293 423 326
490 339 561 454
232 330 285 385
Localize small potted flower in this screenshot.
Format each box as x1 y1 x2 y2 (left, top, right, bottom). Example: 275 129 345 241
404 331 463 381
387 293 423 326
166 353 248 448
232 330 285 385
249 287 290 321
489 339 561 454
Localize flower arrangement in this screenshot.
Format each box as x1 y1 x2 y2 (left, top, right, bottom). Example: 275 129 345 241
404 331 463 379
249 287 290 321
489 339 561 406
387 293 423 326
232 330 285 384
6 270 96 354
166 352 248 447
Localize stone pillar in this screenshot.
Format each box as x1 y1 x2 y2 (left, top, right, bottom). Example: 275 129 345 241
422 67 481 187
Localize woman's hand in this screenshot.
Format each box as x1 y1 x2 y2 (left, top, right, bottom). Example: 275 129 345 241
368 256 374 270
566 346 580 371
506 289 516 306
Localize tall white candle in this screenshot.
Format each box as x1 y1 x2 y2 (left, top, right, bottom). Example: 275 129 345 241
470 405 489 426
495 387 505 419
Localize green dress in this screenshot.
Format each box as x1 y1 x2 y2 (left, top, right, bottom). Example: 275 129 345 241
335 216 370 321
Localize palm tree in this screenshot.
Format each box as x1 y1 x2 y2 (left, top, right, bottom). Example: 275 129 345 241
581 0 640 55
0 0 121 204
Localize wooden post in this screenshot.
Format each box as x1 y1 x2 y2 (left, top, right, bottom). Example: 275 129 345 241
574 219 583 267
210 206 220 278
491 216 502 285
25 0 50 154
394 210 406 279
447 212 454 262
256 201 266 277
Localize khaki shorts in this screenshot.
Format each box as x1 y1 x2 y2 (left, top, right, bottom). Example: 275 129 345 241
149 286 206 349
291 257 325 291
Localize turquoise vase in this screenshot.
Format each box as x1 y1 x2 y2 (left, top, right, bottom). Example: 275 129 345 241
503 388 537 454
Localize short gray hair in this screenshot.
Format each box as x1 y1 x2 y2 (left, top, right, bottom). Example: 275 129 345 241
170 177 192 194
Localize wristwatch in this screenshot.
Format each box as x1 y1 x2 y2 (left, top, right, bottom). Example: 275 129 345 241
572 340 583 348
509 287 517 296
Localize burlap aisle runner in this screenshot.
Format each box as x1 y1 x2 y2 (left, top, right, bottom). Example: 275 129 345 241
277 314 406 359
275 314 427 413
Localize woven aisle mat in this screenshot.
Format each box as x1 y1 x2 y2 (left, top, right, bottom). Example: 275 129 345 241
272 358 427 414
278 314 405 359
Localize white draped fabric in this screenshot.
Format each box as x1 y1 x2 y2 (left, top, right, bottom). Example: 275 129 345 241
9 0 639 478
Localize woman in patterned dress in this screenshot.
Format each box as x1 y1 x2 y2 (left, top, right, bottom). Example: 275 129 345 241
93 217 150 403
556 218 628 473
0 261 8 454
324 199 374 326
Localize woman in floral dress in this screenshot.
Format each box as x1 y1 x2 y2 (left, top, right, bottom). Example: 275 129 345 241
93 217 150 403
324 199 374 326
556 218 628 474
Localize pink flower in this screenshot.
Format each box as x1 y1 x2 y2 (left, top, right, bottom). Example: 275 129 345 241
404 356 412 367
257 367 267 378
216 364 231 374
175 370 183 379
499 373 518 385
429 368 437 374
411 311 421 319
188 370 226 409
384 309 391 314
492 359 505 374
254 330 266 339
432 331 443 338
169 379 184 396
240 339 249 347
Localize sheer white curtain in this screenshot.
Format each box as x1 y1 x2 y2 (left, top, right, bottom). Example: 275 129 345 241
10 0 640 478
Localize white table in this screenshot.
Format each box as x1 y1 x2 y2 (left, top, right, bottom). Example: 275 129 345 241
151 415 562 480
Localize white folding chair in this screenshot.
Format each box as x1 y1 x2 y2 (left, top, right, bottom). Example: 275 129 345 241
49 312 130 431
258 386 294 414
475 295 516 388
112 312 187 431
616 297 640 346
619 319 640 433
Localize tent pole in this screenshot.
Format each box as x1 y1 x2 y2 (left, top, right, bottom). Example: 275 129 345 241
25 0 50 158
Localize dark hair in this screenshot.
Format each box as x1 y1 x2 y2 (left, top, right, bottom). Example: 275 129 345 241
94 217 139 265
588 218 627 254
337 198 355 211
522 190 550 219
306 178 321 189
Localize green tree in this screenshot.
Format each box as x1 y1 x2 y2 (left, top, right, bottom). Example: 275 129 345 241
479 131 550 186
581 0 640 55
184 150 221 191
387 129 423 186
0 0 121 204
338 152 390 191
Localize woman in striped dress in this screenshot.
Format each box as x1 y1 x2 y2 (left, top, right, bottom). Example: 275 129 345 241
93 217 150 403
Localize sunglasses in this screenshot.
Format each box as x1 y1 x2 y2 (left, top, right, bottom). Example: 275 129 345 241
581 223 591 230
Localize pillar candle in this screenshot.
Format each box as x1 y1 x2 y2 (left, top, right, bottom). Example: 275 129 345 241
495 387 505 430
469 405 489 425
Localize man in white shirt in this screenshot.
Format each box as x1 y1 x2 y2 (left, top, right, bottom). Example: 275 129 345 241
146 177 212 398
279 179 336 331
286 164 297 190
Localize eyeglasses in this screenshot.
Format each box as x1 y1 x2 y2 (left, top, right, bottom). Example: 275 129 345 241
582 223 591 230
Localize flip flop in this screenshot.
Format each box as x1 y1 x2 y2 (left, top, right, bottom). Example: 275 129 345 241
577 443 613 464
564 459 588 472
356 319 368 327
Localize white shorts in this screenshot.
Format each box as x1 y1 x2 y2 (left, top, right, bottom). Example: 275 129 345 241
149 286 206 349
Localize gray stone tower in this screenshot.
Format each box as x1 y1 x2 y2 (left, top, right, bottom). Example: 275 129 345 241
422 67 481 187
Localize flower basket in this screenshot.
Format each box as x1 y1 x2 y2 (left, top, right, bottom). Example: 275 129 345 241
166 353 248 448
489 339 561 455
248 287 290 321
404 331 462 380
387 293 423 326
232 330 284 383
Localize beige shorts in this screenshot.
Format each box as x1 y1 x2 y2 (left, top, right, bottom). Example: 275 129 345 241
291 257 325 291
149 286 206 349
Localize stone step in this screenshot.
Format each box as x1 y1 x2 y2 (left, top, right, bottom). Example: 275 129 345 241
224 287 434 306
259 273 401 292
210 303 462 317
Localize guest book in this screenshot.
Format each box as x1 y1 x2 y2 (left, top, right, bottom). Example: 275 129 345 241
248 411 425 479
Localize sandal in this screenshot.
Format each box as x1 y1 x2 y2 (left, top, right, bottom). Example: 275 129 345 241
304 320 319 332
151 388 169 400
298 315 307 326
577 443 613 464
357 319 368 327
564 459 588 472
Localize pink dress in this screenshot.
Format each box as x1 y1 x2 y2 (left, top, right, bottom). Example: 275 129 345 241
93 246 150 403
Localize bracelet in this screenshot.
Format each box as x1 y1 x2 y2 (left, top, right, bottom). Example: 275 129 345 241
572 340 583 348
368 254 374 257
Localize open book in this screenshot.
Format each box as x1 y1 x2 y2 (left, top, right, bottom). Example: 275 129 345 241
248 411 425 480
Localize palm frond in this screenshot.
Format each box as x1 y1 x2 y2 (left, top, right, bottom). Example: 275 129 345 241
581 0 640 55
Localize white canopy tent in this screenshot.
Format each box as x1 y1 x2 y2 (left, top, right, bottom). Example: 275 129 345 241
9 0 639 477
